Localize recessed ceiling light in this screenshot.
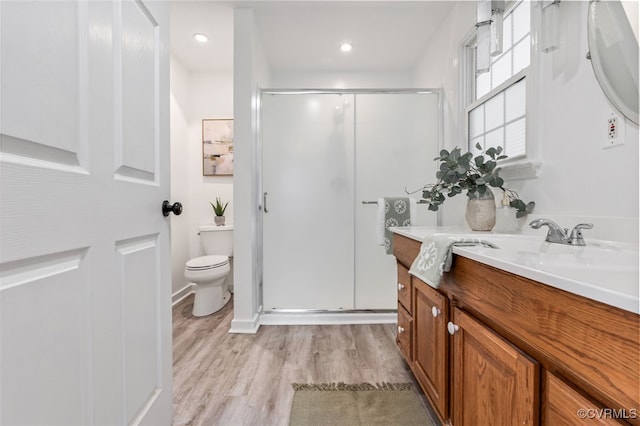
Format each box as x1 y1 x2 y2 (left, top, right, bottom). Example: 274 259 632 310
340 43 353 53
193 33 209 43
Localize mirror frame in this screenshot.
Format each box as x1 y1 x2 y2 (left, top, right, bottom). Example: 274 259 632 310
587 0 639 125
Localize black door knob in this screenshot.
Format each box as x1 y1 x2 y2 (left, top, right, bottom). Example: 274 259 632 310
162 200 183 217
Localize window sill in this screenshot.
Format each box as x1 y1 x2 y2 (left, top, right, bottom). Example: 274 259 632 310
499 159 542 181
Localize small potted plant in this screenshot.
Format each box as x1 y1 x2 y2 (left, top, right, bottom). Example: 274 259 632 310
416 144 534 231
210 197 228 226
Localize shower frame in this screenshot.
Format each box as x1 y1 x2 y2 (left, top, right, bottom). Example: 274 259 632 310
257 88 443 322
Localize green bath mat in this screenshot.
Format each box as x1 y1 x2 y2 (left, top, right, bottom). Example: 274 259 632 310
288 382 435 426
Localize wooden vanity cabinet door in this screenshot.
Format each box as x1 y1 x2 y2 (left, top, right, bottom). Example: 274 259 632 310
450 307 539 426
396 305 412 361
412 278 448 420
543 371 626 425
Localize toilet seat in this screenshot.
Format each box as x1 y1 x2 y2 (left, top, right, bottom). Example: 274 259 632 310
185 255 229 271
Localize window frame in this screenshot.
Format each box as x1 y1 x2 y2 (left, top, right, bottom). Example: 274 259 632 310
460 0 542 180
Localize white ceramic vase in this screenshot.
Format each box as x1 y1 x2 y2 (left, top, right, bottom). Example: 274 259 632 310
465 190 496 231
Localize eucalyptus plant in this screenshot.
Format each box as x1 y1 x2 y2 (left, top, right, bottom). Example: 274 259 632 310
418 144 535 218
210 197 228 217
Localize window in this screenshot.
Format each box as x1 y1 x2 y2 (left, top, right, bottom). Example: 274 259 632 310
465 1 530 161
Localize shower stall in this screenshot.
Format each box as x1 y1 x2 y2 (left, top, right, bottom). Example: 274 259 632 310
261 90 440 312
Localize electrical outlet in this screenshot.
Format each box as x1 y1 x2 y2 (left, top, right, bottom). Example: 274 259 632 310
603 113 624 149
608 116 618 139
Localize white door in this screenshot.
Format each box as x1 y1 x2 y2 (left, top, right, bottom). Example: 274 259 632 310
0 1 173 425
262 93 356 310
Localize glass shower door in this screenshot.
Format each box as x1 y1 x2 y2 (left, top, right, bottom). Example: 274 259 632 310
262 93 355 310
354 93 439 309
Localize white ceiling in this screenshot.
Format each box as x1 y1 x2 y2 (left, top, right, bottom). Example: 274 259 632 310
169 1 456 74
170 2 235 73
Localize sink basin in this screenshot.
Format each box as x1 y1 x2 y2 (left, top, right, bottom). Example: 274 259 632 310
458 235 638 308
391 226 640 314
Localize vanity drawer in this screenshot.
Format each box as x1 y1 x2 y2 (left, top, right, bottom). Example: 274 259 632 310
397 263 412 313
397 305 412 361
393 234 421 269
543 371 625 425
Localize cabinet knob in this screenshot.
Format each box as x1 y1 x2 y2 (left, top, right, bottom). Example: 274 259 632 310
397 282 405 291
431 306 441 317
397 326 405 334
447 321 460 335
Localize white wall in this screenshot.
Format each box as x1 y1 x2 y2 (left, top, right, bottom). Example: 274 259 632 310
269 70 413 89
516 2 638 230
231 8 271 333
186 72 234 258
170 56 191 296
169 55 234 297
412 1 639 241
412 2 475 226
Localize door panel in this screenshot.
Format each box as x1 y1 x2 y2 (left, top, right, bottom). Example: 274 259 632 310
118 0 158 181
1 1 85 157
0 250 90 425
262 93 355 310
0 1 172 424
117 236 162 424
354 93 438 308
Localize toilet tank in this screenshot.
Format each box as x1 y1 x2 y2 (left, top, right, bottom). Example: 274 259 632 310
199 224 233 256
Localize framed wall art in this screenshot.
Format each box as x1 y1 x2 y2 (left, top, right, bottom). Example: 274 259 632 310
202 119 233 176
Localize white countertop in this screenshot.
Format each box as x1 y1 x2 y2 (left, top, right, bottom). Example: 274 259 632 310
391 226 640 315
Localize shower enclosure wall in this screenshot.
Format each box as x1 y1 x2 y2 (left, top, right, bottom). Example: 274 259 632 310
261 91 440 312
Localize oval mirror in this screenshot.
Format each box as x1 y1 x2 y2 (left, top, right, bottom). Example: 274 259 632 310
587 0 639 124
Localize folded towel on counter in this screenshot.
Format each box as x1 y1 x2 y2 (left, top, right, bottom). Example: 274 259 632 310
377 197 415 254
409 235 498 288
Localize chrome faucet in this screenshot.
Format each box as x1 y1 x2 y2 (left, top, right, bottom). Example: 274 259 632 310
529 219 593 246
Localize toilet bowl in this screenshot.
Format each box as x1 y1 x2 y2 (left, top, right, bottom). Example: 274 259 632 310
185 224 234 317
185 255 231 317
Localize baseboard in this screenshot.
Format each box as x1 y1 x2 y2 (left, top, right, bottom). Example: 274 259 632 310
228 312 261 334
172 284 195 306
259 311 398 326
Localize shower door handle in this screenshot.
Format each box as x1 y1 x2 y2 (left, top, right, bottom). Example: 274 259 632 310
263 192 268 213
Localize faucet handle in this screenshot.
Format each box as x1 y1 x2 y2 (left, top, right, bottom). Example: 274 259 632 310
572 223 594 230
569 223 593 246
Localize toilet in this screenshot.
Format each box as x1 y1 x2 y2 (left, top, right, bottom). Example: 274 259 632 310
184 224 233 317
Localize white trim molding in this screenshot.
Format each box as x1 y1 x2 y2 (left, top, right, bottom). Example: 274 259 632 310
172 283 195 306
499 159 542 181
259 311 398 326
229 312 261 334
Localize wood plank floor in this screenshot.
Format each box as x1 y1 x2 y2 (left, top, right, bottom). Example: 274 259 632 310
172 295 437 426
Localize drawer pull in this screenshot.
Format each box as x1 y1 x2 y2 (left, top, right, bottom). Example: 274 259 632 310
397 283 405 291
447 321 460 335
431 306 441 317
397 326 405 334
